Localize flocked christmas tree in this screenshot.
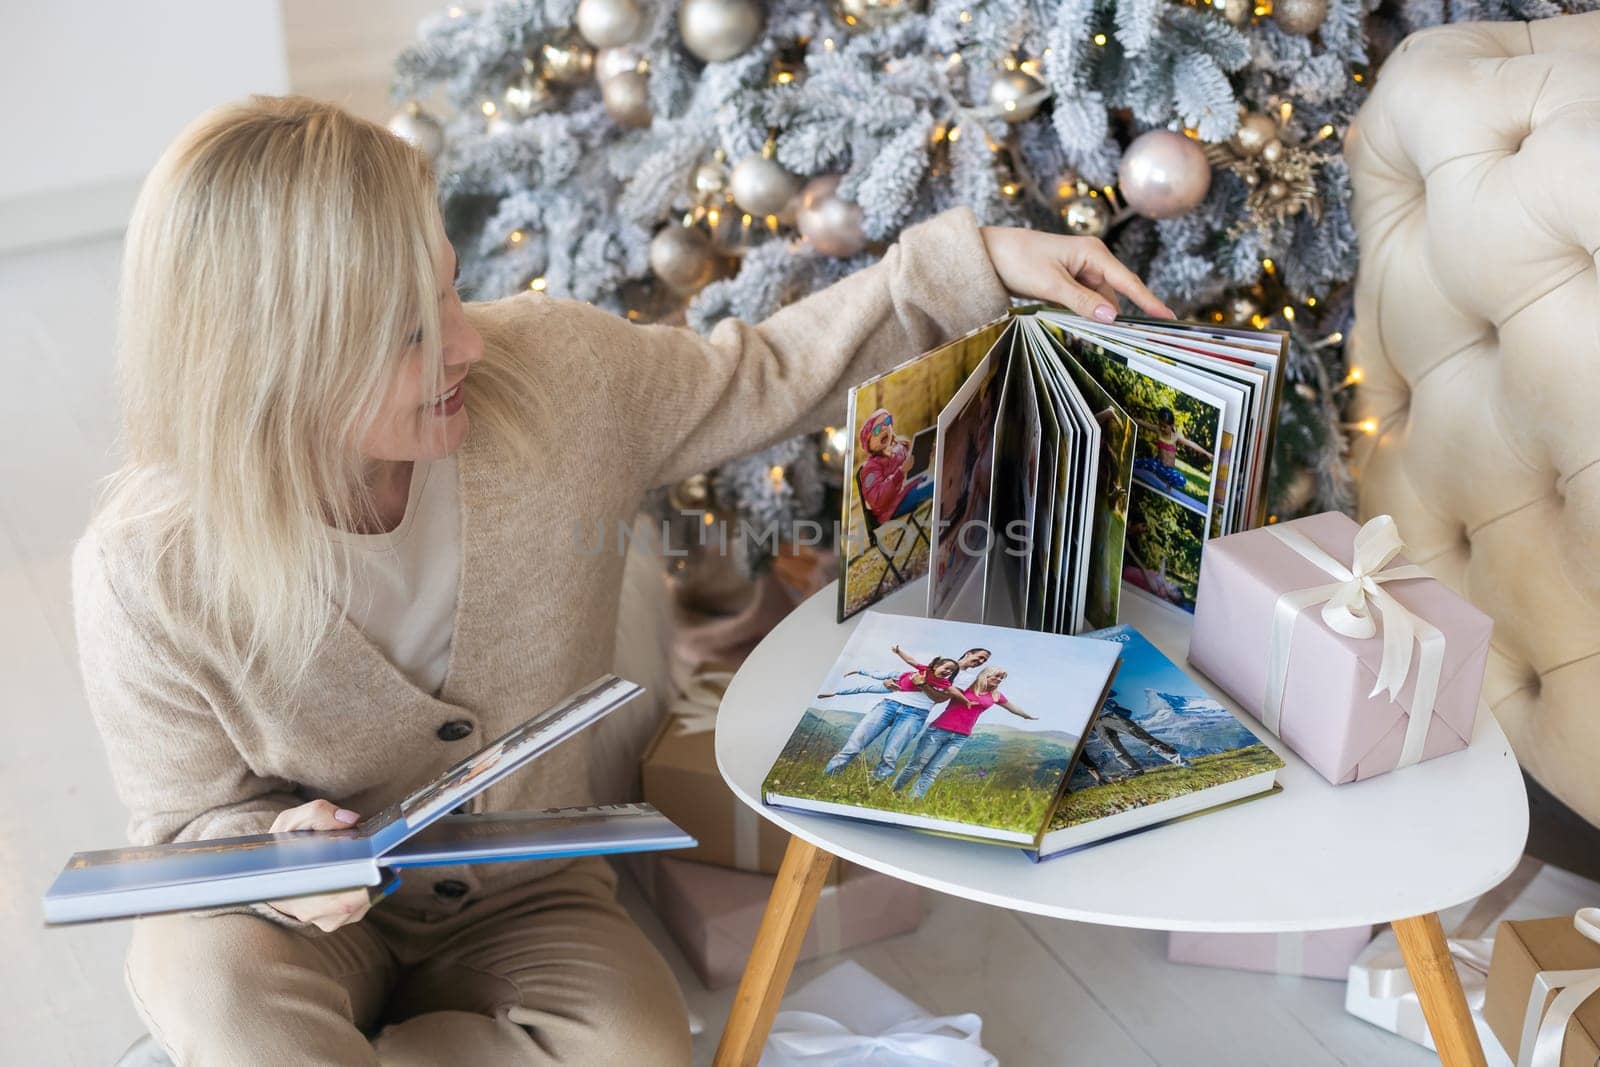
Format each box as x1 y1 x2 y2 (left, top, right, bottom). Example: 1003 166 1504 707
390 0 1586 573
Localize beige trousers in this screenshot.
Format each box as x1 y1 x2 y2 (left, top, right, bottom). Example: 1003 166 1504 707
125 858 691 1066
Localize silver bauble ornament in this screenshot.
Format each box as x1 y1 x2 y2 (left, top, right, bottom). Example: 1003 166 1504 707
1060 194 1110 237
650 225 716 293
504 63 555 118
729 155 801 217
795 175 867 257
1221 0 1251 25
601 70 652 128
387 102 444 161
540 34 596 85
595 45 645 83
1118 129 1211 219
987 69 1047 124
577 0 645 49
679 0 764 63
691 161 729 201
1231 112 1277 157
1272 0 1328 35
837 0 918 30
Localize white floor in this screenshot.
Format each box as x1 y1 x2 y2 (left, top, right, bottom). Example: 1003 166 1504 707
0 236 1441 1065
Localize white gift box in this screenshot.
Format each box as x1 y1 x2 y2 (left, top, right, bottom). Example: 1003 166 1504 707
1345 858 1600 1061
760 960 997 1067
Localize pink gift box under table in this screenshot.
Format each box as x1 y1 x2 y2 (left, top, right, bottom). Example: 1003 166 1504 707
623 854 923 989
1188 511 1493 785
1167 927 1376 980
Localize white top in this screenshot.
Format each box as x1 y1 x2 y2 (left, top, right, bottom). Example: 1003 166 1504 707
328 456 460 696
715 578 1530 932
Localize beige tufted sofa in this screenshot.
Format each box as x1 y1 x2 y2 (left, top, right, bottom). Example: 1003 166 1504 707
1345 12 1600 830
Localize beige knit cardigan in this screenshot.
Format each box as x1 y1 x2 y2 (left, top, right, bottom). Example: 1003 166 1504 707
71 206 1011 921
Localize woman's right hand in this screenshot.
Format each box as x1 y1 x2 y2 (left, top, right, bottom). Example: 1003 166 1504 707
264 799 372 932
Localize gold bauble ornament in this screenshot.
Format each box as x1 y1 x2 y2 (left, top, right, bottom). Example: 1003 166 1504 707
669 473 712 510
1221 0 1252 25
540 33 596 85
1266 179 1289 201
691 161 729 201
1231 112 1277 157
987 68 1048 124
837 0 920 30
729 154 801 217
1060 194 1110 237
1222 292 1261 325
386 101 444 161
504 60 555 118
679 0 765 63
576 0 645 49
601 70 652 128
1272 0 1329 35
649 225 716 293
595 45 645 83
1261 139 1285 164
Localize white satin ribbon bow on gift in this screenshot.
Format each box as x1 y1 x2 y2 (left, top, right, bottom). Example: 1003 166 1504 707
1262 514 1445 769
765 1010 997 1066
1517 908 1600 1067
1364 935 1496 1008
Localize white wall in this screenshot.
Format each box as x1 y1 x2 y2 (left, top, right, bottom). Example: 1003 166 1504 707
0 2 289 252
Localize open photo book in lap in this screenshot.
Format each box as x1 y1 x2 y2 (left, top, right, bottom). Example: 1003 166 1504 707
836 306 1285 630
43 676 695 925
761 612 1119 848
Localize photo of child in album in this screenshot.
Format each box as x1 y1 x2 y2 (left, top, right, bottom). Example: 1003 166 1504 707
1132 407 1213 505
857 408 933 526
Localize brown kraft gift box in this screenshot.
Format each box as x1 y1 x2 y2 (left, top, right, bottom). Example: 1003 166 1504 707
1483 916 1600 1066
642 711 807 877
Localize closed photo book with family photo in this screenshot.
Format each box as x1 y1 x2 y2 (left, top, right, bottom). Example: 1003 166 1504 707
1034 625 1284 859
837 306 1285 628
43 676 694 925
761 612 1119 847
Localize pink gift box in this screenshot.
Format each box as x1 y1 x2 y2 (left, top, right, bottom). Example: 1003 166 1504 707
1168 927 1376 980
1188 511 1493 785
625 854 923 989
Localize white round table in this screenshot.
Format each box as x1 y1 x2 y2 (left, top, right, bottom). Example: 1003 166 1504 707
710 578 1527 1067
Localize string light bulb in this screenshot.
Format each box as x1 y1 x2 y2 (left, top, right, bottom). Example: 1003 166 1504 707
528 276 547 292
1093 32 1107 45
508 230 525 245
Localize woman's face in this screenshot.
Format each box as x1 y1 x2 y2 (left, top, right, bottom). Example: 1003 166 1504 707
359 218 484 463
981 669 1006 692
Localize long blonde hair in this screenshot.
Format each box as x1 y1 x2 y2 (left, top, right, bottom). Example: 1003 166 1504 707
97 95 539 692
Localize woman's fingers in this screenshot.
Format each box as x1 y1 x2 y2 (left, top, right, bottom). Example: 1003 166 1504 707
1053 266 1118 323
271 798 361 833
1077 243 1175 319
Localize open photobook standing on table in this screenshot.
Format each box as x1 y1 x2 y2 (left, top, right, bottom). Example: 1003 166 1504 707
43 676 694 924
837 307 1285 628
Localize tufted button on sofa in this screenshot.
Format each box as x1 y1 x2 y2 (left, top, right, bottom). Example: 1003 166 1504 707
1345 12 1600 828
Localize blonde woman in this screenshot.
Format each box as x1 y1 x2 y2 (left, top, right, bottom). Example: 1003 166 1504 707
74 94 1171 1064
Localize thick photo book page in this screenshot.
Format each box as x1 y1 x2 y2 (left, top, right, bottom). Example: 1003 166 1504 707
836 306 1285 632
44 676 694 925
1031 625 1284 860
761 611 1119 848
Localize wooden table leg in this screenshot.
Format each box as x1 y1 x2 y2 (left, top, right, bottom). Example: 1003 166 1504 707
713 835 836 1067
1392 912 1488 1067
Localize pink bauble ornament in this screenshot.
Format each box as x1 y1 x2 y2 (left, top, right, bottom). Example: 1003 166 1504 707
795 175 866 257
1118 129 1211 220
